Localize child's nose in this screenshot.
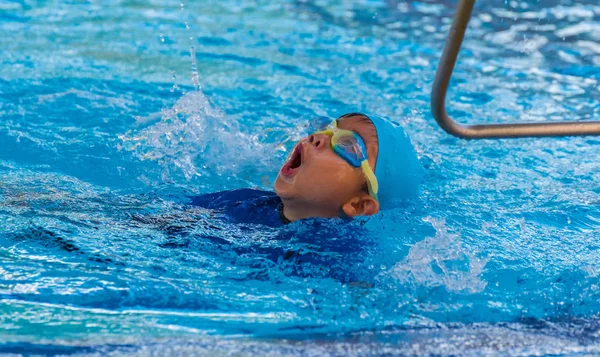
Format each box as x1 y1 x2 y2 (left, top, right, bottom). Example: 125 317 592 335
307 133 329 150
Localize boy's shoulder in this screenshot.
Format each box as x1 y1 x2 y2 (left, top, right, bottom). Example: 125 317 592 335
189 188 279 209
189 188 284 227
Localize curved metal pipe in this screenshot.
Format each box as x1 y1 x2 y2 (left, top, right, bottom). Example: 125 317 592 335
431 0 600 139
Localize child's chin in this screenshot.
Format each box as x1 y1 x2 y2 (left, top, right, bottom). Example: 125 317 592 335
274 175 297 199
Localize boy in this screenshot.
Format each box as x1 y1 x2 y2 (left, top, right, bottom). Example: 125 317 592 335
190 113 423 226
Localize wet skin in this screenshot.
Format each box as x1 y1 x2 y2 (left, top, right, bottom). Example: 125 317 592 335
274 114 380 221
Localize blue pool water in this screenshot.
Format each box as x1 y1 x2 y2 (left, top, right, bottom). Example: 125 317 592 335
1 0 600 355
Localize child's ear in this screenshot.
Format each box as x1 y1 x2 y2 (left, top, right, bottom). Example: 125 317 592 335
342 192 380 217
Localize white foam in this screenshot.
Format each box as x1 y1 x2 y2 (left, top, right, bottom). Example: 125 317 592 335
382 217 488 293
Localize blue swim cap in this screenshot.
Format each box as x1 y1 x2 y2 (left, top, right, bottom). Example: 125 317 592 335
368 114 424 209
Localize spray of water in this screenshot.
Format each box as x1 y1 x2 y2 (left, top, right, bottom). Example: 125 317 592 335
118 90 284 189
118 10 292 189
190 47 200 92
380 217 488 293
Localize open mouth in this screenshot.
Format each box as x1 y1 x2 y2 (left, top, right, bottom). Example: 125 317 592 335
281 144 303 177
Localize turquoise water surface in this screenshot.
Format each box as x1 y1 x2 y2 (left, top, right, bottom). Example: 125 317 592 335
1 0 600 356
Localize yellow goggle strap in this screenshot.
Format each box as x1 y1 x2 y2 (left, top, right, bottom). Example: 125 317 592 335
361 160 379 201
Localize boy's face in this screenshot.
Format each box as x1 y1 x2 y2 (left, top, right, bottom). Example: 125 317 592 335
274 115 379 218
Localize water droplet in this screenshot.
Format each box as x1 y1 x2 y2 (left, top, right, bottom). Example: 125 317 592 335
190 46 200 91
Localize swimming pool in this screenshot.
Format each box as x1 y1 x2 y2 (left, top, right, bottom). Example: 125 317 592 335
1 0 599 355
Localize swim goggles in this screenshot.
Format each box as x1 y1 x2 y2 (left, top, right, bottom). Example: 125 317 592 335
311 118 379 201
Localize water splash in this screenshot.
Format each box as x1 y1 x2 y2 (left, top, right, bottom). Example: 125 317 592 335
118 91 279 189
381 217 488 293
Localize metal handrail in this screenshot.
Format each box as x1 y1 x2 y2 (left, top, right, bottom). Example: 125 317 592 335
431 0 600 139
